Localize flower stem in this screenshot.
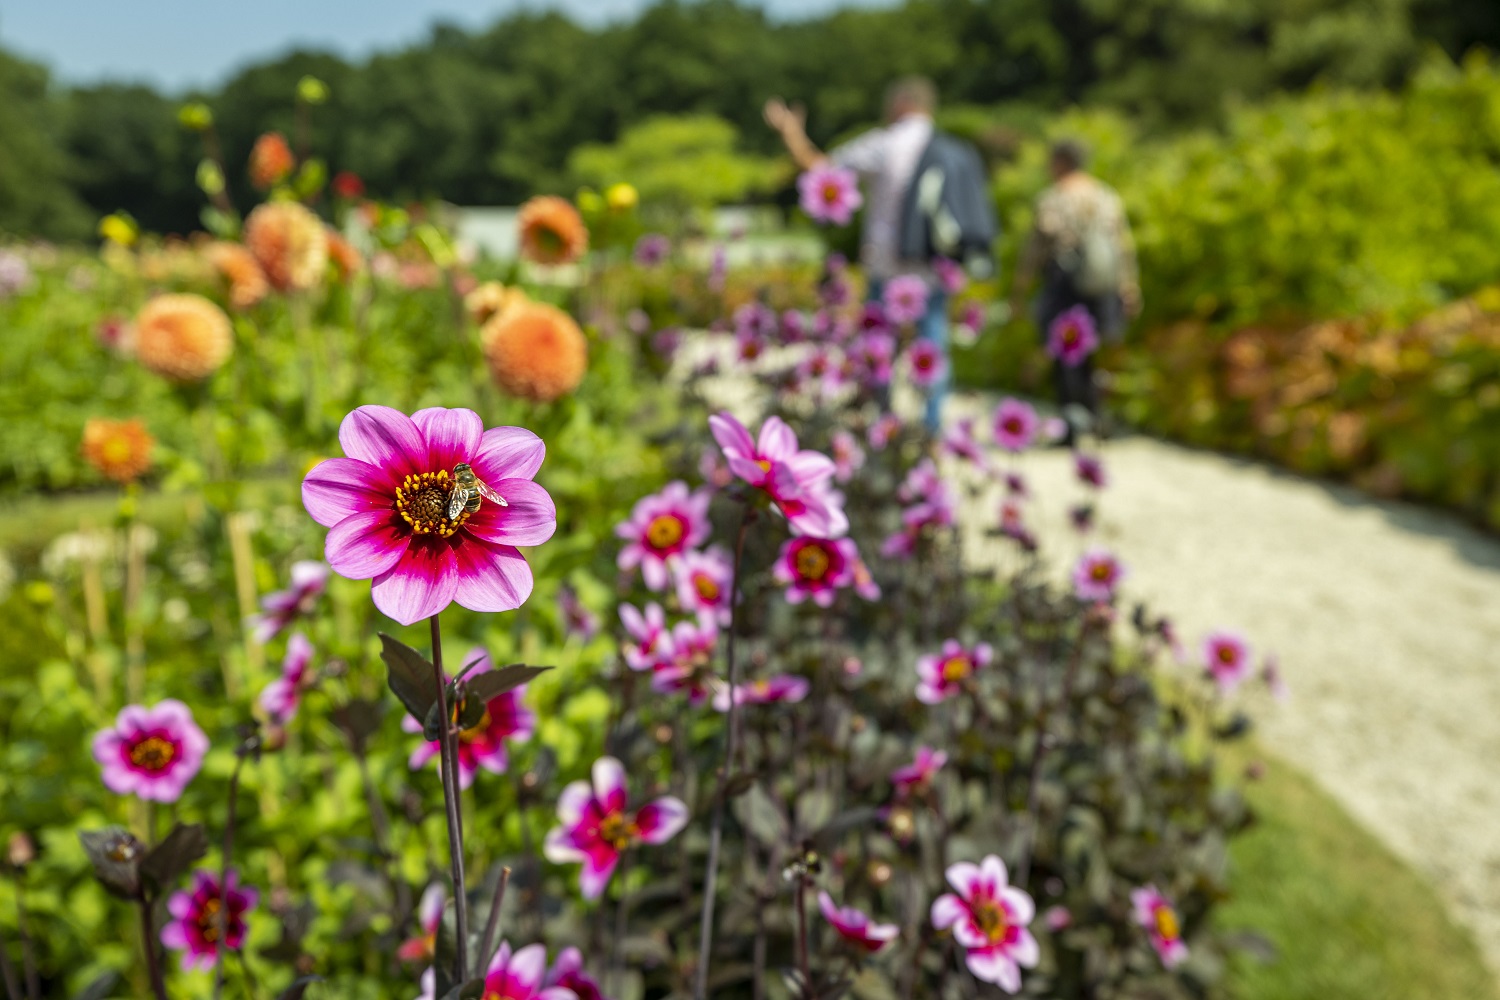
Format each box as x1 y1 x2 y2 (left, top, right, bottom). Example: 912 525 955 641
794 875 811 992
693 505 754 1000
1015 620 1089 887
429 613 470 983
137 897 169 1000
477 866 511 975
213 737 254 1000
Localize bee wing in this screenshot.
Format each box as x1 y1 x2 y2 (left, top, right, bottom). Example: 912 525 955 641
474 478 508 507
447 487 474 520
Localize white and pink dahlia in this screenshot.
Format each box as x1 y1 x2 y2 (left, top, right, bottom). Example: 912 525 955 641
615 480 711 590
931 855 1038 992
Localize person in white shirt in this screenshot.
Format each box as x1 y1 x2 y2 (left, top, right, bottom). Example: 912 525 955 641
764 78 952 430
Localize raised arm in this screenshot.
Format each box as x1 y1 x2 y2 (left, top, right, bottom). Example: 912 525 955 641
763 98 829 171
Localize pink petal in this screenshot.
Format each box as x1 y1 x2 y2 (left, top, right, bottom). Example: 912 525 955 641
757 416 798 460
544 826 588 864
946 862 983 898
412 408 484 473
461 479 556 547
370 540 458 626
301 458 392 528
486 940 513 976
505 943 549 994
930 893 966 930
450 535 533 614
980 855 1010 892
965 948 1021 992
1011 928 1040 967
555 779 594 827
591 757 628 814
338 406 426 478
471 426 545 483
326 509 410 580
1001 886 1035 927
418 884 445 930
709 412 754 457
579 852 618 900
634 796 688 844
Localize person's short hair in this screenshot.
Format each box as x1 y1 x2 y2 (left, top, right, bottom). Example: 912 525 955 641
884 76 937 116
1050 138 1089 172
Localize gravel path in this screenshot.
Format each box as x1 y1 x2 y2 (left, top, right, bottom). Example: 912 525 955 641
942 392 1500 977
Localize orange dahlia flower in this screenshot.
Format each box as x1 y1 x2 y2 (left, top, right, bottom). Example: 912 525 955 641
244 202 329 292
517 196 588 266
134 293 234 381
480 300 588 402
326 229 363 283
81 418 155 483
204 241 269 310
249 132 295 189
465 281 523 326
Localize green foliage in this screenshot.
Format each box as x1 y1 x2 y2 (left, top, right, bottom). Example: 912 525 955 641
0 50 91 239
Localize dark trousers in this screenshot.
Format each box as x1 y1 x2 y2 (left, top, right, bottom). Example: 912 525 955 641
1035 263 1118 433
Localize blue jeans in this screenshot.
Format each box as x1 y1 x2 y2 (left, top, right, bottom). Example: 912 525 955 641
869 280 950 433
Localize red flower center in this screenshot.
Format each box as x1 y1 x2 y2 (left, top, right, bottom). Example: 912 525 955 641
395 470 468 537
197 897 225 943
1003 418 1022 434
646 514 685 551
1216 645 1237 665
1090 562 1113 582
794 544 832 581
1062 325 1079 346
128 734 177 772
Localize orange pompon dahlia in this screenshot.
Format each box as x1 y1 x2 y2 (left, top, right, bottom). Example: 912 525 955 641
204 241 269 310
325 229 363 283
249 132 295 189
517 196 589 266
480 300 588 402
465 281 523 326
244 202 329 292
81 418 155 483
134 293 234 381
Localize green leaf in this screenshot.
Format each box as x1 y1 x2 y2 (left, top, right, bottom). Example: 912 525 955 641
74 971 121 1000
78 828 143 899
379 633 440 723
439 981 485 1000
463 665 551 707
140 823 208 891
732 784 789 846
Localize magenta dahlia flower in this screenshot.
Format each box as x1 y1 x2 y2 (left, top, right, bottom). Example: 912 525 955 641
932 256 967 295
711 674 809 712
1072 549 1125 602
882 274 929 325
1074 452 1107 489
906 340 947 389
673 547 734 627
161 869 258 971
819 891 899 954
931 856 1038 992
544 756 689 899
397 883 444 964
1047 305 1099 367
258 631 314 724
992 398 1039 453
401 648 534 789
619 601 674 672
798 165 863 225
93 700 208 803
252 560 328 642
915 640 993 704
891 745 948 797
301 406 557 626
851 331 896 388
1131 885 1188 969
1203 631 1252 694
544 946 605 1000
709 412 847 538
774 535 862 607
478 941 576 1000
615 481 711 591
653 618 719 704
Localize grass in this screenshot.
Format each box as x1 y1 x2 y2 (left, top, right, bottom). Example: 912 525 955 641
1221 747 1497 999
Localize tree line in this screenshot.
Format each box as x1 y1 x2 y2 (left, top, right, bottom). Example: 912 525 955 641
1 0 1495 239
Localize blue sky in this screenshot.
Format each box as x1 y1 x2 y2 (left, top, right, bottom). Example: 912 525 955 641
1 0 891 91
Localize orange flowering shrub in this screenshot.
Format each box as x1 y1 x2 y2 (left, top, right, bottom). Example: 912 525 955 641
480 299 588 402
204 241 269 310
244 202 329 292
81 418 154 483
133 293 234 381
517 196 588 266
249 132 295 189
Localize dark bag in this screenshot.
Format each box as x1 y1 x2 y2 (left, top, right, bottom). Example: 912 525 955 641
899 132 998 278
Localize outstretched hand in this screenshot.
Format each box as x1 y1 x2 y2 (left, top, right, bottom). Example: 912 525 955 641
763 97 807 137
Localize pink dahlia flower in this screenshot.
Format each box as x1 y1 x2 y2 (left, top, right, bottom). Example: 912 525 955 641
674 547 734 627
915 640 993 704
258 631 314 724
852 331 896 388
1131 884 1188 969
898 458 945 506
93 700 209 803
478 941 577 1000
891 745 947 797
544 756 689 899
653 618 718 705
932 256 967 295
931 855 1038 992
619 602 674 671
1203 631 1252 694
1072 549 1125 602
397 883 444 964
992 398 1039 453
161 868 257 971
906 340 947 389
867 413 902 450
709 411 847 539
302 406 557 626
882 274 929 326
1046 305 1099 367
942 417 987 468
401 648 534 789
781 309 809 343
615 480 711 590
252 559 328 642
711 674 810 712
830 429 865 483
736 328 768 363
819 891 899 954
1074 452 1107 488
774 536 861 607
799 165 863 225
545 946 606 1000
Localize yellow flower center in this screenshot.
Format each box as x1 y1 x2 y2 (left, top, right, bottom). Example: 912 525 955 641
646 514 685 550
458 707 491 744
198 897 224 942
129 736 176 771
794 544 831 581
940 656 972 682
1154 906 1180 941
103 437 134 464
823 182 842 204
1217 646 1237 664
973 899 1009 943
597 812 635 850
394 470 467 537
1091 563 1113 582
693 574 721 602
